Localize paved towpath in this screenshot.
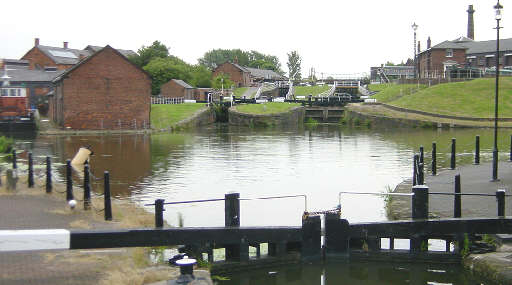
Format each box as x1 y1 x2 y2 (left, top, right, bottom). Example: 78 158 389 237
392 161 512 219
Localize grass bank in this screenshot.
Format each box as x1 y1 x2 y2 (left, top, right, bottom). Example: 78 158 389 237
151 103 206 129
294 85 330 97
234 102 300 114
368 78 512 118
233 87 248 97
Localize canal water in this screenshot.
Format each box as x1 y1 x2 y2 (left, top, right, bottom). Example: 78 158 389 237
9 125 507 284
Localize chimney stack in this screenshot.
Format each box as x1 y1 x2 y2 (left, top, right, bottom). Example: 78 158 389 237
427 37 431 49
63 42 68 49
467 5 475 40
417 41 421 53
35 38 40 46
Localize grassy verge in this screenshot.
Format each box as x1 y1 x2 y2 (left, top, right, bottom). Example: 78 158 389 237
151 103 206 129
370 84 426 103
294 85 330 97
233 87 248 97
234 102 300 114
389 78 512 118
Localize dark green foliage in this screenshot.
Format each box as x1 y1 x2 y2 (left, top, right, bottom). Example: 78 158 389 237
212 74 234 90
128 40 169 68
198 49 283 74
0 136 13 153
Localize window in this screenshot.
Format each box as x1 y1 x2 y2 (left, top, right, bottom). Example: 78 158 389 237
446 49 453 57
1 89 7 97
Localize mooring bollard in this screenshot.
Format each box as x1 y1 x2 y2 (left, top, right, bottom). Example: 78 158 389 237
104 171 112 221
155 199 165 228
28 152 34 188
224 192 241 261
411 185 429 253
46 156 52 193
83 164 91 210
497 190 506 217
432 142 437 176
66 160 73 201
451 138 456 170
475 135 480 165
419 146 424 164
454 174 461 218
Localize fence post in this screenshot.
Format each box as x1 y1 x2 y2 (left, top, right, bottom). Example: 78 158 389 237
419 146 424 164
432 142 437 176
418 163 424 185
155 199 165 228
454 174 461 218
497 190 506 217
301 215 321 261
104 171 112 221
28 152 34 188
451 138 456 170
412 154 419 186
475 135 480 165
46 156 52 193
225 193 243 261
12 149 17 177
411 185 429 253
510 135 512 162
83 164 91 210
66 160 73 201
325 213 349 257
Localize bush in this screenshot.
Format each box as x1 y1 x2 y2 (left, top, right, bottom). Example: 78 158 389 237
0 136 13 153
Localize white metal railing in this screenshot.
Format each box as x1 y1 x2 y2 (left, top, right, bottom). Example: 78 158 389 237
318 82 336 98
285 81 294 100
151 97 185 105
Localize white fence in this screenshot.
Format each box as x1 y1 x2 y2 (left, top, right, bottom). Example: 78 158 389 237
151 97 185 105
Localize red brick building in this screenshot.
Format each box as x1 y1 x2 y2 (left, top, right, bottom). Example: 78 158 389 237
160 79 212 101
212 62 284 87
49 46 151 130
417 37 468 78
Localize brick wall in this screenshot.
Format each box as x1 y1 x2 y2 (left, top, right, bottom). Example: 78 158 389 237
418 48 466 78
213 63 251 87
53 47 151 129
160 80 186 98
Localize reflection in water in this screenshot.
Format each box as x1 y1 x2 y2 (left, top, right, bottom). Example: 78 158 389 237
219 262 494 285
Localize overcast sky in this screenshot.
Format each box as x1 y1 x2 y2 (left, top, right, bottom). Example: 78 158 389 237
2 0 510 78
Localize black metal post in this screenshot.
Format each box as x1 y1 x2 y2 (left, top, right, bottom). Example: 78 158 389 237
509 135 512 161
12 149 17 171
83 164 91 210
497 190 505 217
475 135 480 165
66 159 73 201
325 213 349 257
301 215 322 261
419 146 424 164
46 156 52 193
225 193 241 261
308 95 312 107
432 142 437 176
411 185 429 253
413 154 419 186
104 171 112 221
451 138 456 170
492 5 501 182
418 163 424 185
155 199 165 228
28 152 34 188
454 174 461 218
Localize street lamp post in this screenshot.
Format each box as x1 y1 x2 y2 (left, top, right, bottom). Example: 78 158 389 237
412 22 418 79
492 1 503 181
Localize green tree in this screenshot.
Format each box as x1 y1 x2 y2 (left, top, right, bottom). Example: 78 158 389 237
212 74 234 90
189 65 212 88
198 49 283 74
128 41 169 68
287 51 302 82
143 57 192 95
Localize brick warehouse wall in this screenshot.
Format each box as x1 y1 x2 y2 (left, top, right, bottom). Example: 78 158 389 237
213 63 251 87
56 47 151 130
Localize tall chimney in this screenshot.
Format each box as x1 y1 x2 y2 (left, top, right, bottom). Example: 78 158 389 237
427 37 431 49
417 41 421 53
467 5 475 40
35 38 40 46
63 42 68 49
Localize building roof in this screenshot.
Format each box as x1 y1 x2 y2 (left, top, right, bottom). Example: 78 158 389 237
36 45 91 65
420 37 512 56
244 67 285 80
172 79 194 89
4 68 64 82
84 45 137 58
53 45 150 83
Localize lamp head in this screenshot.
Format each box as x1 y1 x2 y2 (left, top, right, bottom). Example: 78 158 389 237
495 1 503 20
411 22 418 31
